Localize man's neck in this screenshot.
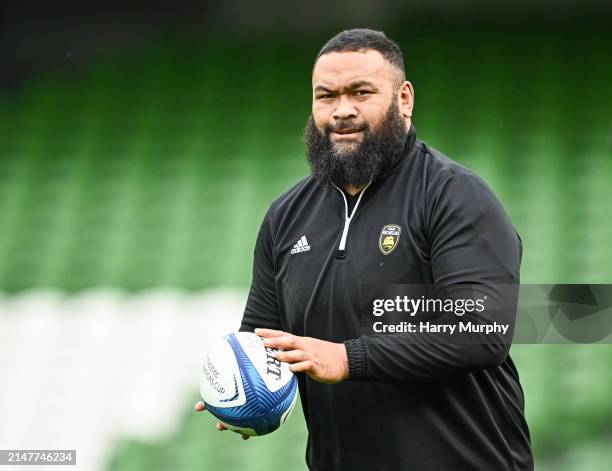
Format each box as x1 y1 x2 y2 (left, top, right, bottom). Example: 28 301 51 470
344 184 364 196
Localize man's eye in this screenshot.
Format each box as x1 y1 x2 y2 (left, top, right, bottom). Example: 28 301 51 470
318 94 334 99
355 90 371 96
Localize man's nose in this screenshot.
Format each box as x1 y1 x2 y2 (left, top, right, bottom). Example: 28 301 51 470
332 95 358 121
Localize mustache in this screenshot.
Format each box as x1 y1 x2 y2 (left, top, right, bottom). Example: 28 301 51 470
325 120 368 134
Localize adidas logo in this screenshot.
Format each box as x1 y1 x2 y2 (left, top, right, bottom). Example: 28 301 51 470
290 235 311 254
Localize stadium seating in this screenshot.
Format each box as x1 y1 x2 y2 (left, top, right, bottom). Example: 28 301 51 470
0 30 610 471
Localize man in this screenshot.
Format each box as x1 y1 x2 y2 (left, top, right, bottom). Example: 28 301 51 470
196 28 533 470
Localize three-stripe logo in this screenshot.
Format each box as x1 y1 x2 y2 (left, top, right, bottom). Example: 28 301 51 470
290 235 311 254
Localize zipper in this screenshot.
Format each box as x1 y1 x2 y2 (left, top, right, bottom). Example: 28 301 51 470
331 179 372 259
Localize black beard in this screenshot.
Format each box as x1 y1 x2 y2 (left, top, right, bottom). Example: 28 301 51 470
303 100 408 188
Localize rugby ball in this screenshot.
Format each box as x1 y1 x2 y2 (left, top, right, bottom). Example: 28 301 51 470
200 331 298 436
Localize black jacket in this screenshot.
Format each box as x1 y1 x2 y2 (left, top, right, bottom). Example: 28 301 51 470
240 125 533 471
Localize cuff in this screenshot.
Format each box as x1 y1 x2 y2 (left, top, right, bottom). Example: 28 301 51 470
343 338 368 380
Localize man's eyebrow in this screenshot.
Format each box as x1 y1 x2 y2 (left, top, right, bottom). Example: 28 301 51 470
314 80 378 93
346 80 377 89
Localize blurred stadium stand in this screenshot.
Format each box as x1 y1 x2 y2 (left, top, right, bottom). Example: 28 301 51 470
0 3 611 470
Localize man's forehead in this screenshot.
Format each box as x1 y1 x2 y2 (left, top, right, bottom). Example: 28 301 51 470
312 49 392 88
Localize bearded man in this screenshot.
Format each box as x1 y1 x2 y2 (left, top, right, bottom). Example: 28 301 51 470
196 28 534 471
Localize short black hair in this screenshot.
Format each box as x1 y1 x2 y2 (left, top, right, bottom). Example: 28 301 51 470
314 29 406 85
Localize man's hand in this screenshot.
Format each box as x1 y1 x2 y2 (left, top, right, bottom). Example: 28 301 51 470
194 401 250 440
255 328 349 384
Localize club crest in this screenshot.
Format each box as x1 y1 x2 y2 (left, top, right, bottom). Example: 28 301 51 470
379 224 401 255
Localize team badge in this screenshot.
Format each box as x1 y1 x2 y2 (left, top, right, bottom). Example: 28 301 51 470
379 224 401 255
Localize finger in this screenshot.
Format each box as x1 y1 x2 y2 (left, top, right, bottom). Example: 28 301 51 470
216 422 227 431
274 349 312 364
194 401 206 412
254 328 287 338
263 335 299 350
289 360 316 373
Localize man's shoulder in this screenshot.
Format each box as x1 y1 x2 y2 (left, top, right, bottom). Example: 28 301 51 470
263 174 323 226
414 139 516 239
416 139 475 180
414 139 497 200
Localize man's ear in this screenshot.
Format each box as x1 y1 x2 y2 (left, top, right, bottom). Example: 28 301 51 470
398 81 414 119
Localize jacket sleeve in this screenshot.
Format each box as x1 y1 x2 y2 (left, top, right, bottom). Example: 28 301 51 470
344 170 522 382
239 209 283 332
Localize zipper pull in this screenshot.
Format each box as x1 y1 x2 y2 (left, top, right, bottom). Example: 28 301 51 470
336 217 351 258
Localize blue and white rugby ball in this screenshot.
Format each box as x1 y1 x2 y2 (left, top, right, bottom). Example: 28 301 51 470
200 332 298 436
